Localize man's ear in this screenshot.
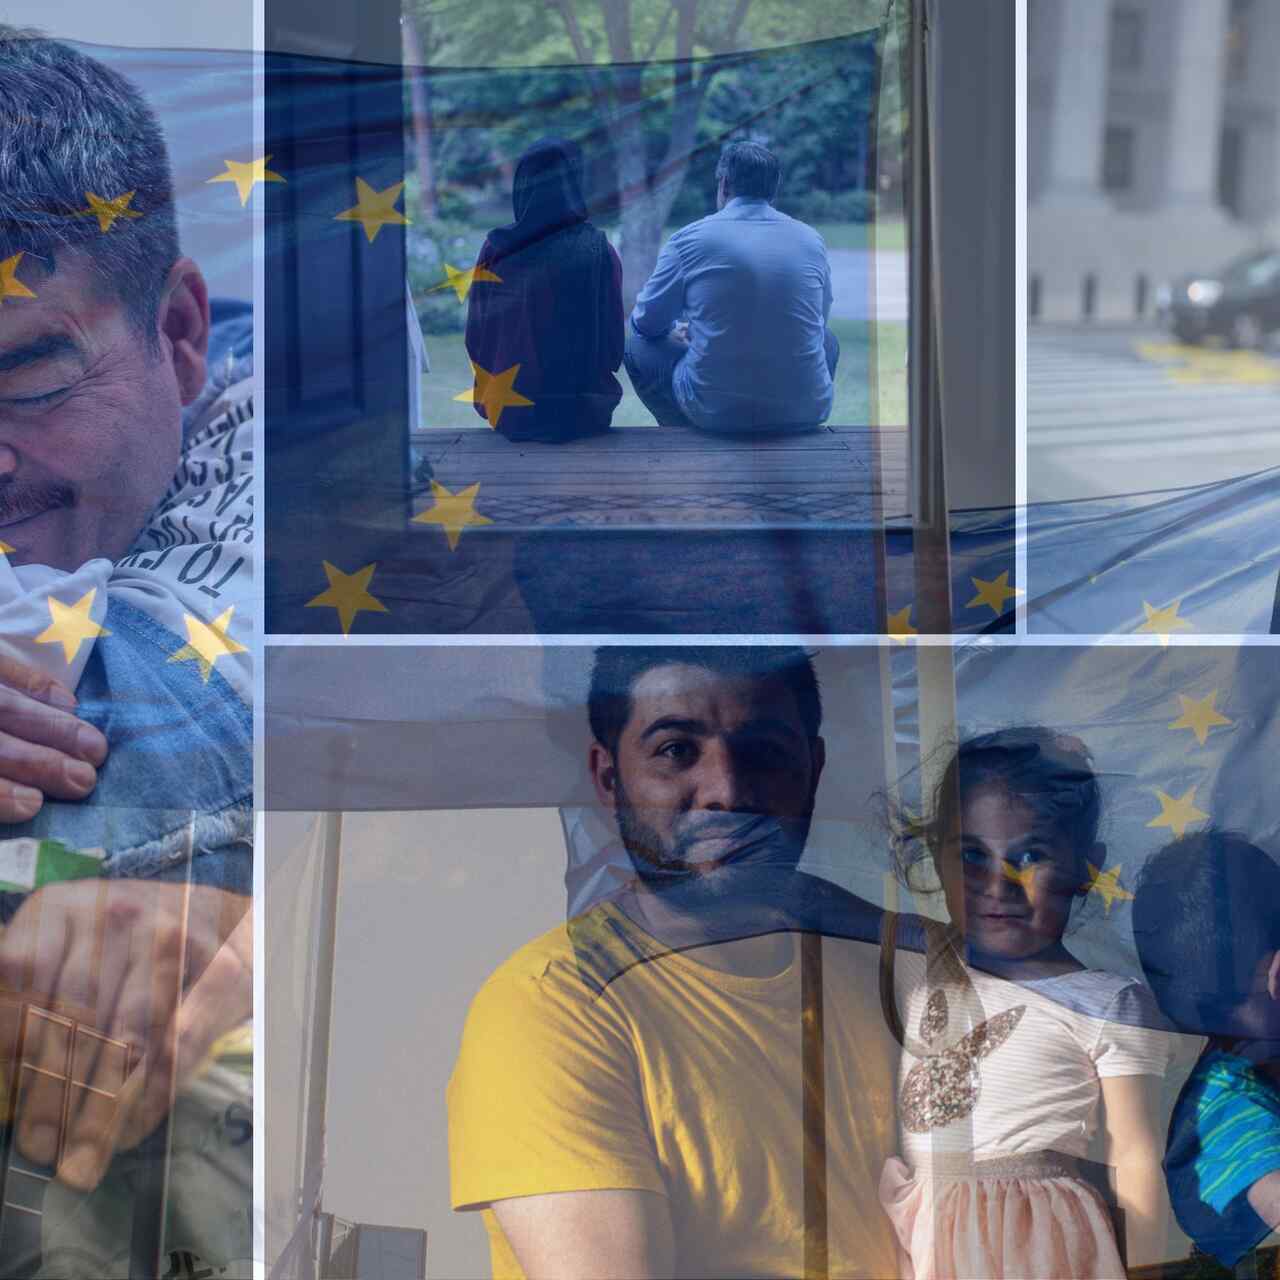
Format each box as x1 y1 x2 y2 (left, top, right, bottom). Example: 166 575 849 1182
158 258 210 405
1268 949 1280 1002
589 742 619 810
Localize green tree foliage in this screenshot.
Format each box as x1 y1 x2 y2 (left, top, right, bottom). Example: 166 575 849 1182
405 0 908 298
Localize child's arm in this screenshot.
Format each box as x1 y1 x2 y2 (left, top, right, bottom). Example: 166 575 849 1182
1247 1170 1280 1231
1101 1073 1171 1267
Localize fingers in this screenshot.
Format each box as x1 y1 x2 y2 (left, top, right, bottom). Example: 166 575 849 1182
0 726 102 811
0 882 252 1190
0 687 109 766
57 889 186 1190
116 908 252 1156
0 657 108 817
0 654 77 711
6 900 75 1169
14 1007 75 1168
0 777 43 823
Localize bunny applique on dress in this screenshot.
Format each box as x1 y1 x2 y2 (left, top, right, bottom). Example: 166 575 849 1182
875 914 1178 1280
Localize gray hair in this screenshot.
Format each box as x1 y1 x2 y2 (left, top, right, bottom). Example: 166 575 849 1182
714 141 781 202
0 25 179 345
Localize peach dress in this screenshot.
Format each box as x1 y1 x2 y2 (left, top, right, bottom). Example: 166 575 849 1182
877 919 1176 1280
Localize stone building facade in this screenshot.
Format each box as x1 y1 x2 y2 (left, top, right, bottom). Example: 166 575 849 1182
1029 0 1280 321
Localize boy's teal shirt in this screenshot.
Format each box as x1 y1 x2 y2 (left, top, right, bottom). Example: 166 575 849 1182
1165 1044 1280 1267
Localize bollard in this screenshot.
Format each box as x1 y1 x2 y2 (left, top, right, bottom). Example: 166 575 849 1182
1029 274 1042 322
1082 273 1097 322
1135 273 1148 320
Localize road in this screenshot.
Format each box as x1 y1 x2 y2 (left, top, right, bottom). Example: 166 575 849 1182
1029 325 1280 502
828 248 907 323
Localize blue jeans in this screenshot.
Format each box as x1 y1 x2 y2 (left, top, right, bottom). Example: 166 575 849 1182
624 326 840 430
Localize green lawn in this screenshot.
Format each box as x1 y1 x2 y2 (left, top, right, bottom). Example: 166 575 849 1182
812 218 907 252
418 316 906 432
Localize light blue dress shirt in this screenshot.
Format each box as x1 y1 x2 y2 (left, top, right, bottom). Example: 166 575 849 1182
630 197 835 432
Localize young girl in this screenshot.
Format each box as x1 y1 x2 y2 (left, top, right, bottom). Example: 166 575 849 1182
878 727 1179 1279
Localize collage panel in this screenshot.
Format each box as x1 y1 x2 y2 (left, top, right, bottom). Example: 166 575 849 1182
262 0 1016 639
1027 0 1280 636
0 5 255 1278
264 640 1279 1279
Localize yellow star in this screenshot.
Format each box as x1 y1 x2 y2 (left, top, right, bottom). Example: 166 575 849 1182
1001 860 1040 903
0 253 36 305
1168 690 1232 747
1137 599 1193 646
304 561 389 636
886 605 918 644
78 191 141 233
1081 862 1134 916
167 607 248 683
207 156 286 206
453 362 534 429
1146 786 1208 839
335 177 409 243
412 480 493 551
965 570 1024 617
35 590 110 665
431 262 502 303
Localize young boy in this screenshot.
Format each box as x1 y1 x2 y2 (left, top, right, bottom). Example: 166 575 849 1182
1133 830 1280 1268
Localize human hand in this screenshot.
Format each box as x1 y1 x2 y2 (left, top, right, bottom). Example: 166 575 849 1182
669 321 690 346
0 653 107 822
0 879 252 1190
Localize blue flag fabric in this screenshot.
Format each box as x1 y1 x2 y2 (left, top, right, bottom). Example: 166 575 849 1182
892 640 1279 995
1026 467 1280 636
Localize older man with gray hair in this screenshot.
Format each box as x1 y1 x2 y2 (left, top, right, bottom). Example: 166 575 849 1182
624 141 839 434
0 24 252 1279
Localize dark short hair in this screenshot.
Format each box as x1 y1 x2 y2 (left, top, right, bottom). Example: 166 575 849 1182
0 26 179 342
715 141 781 202
588 646 822 757
893 726 1103 895
1133 830 1280 1034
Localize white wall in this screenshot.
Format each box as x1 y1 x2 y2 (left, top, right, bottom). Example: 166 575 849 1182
2 1 253 50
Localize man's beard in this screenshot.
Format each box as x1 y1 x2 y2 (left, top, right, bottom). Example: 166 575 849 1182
0 480 74 528
613 779 813 903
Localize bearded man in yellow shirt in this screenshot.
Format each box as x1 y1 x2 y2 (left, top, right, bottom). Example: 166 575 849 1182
448 647 901 1279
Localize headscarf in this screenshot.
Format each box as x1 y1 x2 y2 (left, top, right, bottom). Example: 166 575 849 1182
467 138 623 440
488 137 590 257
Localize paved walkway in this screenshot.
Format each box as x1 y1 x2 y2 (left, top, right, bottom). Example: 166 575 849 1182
1029 326 1280 501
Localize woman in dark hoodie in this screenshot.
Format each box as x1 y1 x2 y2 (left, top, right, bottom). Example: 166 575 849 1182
464 137 625 442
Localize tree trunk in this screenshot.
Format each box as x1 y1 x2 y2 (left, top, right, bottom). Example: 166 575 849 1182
402 20 438 218
612 115 665 309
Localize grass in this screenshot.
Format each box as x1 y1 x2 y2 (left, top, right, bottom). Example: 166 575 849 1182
813 218 907 252
417 315 906 432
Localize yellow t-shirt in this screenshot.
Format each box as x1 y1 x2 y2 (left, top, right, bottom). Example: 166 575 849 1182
448 901 901 1279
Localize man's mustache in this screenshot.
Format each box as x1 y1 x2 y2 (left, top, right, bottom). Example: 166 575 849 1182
0 480 74 526
670 811 800 865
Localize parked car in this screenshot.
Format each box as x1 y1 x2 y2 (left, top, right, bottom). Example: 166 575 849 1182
1160 248 1280 348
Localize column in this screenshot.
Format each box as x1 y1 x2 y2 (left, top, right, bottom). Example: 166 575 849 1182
1163 0 1231 208
1038 0 1113 207
1268 4 1280 232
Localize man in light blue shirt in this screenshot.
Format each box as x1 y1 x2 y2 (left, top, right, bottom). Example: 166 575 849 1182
626 142 838 434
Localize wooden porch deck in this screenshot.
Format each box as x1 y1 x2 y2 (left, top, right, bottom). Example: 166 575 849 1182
317 424 913 634
411 425 908 529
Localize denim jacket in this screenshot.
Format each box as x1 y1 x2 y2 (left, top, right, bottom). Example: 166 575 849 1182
0 303 253 913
